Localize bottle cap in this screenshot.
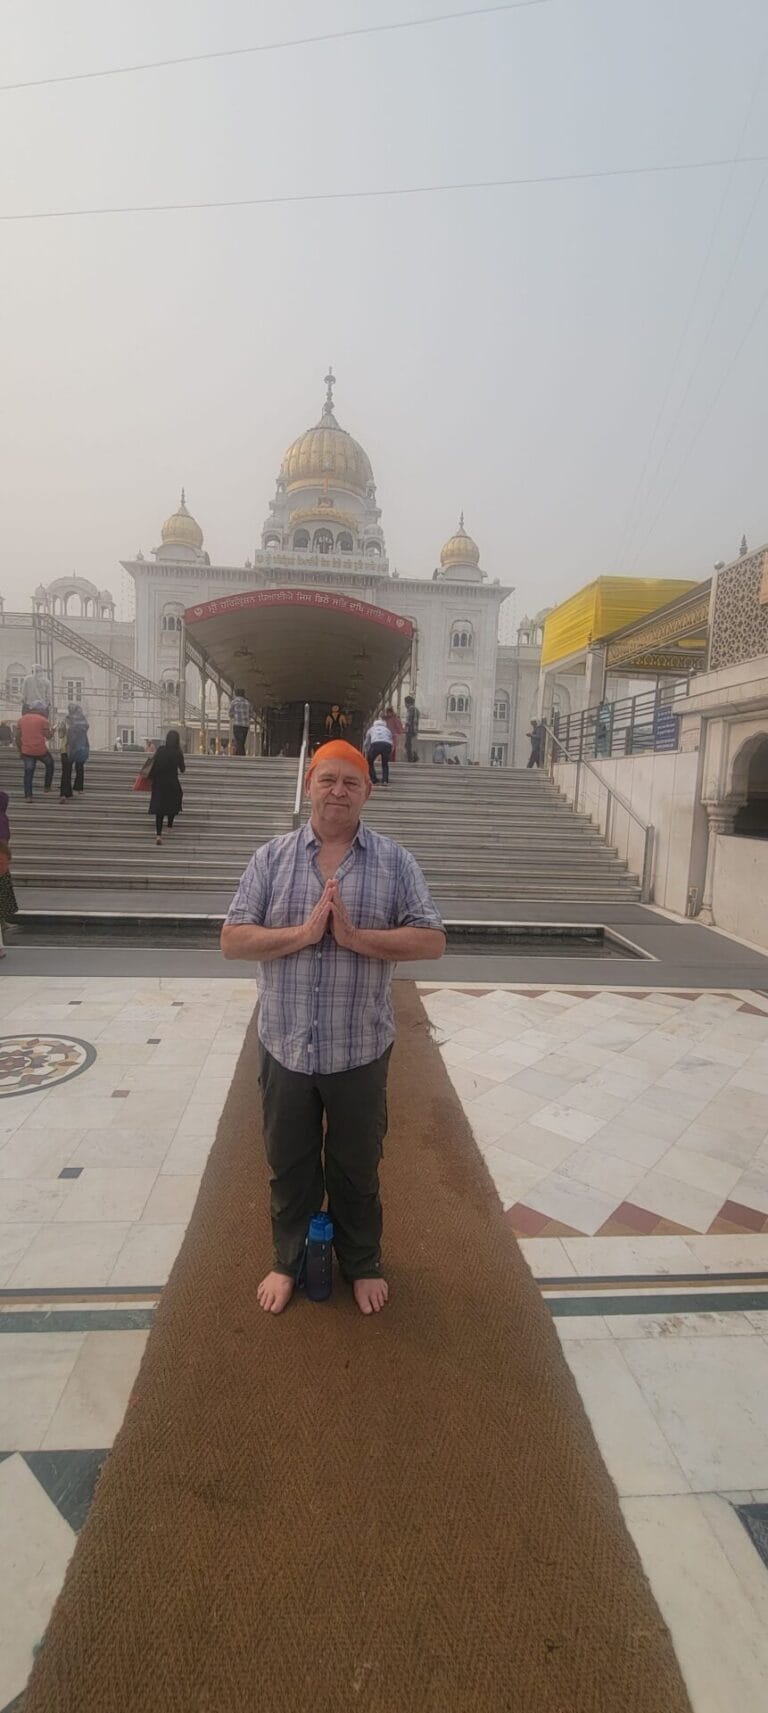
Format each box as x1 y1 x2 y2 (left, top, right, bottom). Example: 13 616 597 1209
308 1213 334 1244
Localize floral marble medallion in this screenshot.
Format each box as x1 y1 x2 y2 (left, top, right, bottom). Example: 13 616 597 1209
0 1035 96 1098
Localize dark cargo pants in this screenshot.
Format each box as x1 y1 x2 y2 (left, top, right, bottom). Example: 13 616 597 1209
259 1044 391 1282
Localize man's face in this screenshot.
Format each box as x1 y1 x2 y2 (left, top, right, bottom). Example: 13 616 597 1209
306 759 370 835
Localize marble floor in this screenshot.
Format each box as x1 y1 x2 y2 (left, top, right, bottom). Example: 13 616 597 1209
2 975 768 1710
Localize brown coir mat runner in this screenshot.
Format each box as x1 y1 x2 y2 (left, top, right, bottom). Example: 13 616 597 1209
23 985 691 1713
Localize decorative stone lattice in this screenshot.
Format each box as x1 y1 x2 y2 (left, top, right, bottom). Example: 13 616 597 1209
709 551 768 669
0 1035 95 1098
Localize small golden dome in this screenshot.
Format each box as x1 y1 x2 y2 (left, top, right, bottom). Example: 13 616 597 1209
280 370 374 498
440 512 480 569
161 489 203 551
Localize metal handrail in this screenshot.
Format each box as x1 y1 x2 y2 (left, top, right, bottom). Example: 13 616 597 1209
292 702 310 828
542 721 655 904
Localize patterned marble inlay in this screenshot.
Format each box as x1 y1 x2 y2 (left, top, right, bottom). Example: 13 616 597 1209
0 1036 95 1098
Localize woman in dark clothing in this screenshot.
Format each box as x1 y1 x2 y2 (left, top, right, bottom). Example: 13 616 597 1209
60 703 90 799
148 729 185 845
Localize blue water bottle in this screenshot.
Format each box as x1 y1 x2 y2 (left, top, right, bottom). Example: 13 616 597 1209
305 1213 334 1302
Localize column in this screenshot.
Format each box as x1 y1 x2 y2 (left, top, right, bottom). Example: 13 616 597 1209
698 797 743 923
584 644 606 710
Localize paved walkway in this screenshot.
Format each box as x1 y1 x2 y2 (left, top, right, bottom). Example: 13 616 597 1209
1 973 768 1710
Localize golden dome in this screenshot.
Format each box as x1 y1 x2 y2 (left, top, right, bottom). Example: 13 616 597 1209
161 489 204 551
280 370 374 498
440 512 480 569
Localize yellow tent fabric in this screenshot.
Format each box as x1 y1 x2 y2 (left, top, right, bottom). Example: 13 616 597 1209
540 577 698 667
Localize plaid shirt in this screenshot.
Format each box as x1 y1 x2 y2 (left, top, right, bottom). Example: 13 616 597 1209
229 696 252 727
225 819 443 1074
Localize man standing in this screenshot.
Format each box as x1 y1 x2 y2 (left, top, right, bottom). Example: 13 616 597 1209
404 694 419 763
221 739 445 1317
364 714 394 786
21 663 51 716
16 710 54 799
229 688 252 756
527 720 544 769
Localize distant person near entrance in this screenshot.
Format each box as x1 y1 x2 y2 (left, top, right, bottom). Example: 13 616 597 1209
230 689 252 756
364 716 393 785
527 720 544 769
324 703 349 742
21 664 51 717
404 695 419 763
221 739 445 1317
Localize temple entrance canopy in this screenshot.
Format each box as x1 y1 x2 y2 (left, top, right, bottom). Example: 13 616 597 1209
183 588 413 752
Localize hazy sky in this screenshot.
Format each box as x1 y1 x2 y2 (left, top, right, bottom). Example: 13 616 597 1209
2 0 767 628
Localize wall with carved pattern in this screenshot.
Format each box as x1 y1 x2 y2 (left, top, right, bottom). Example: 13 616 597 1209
709 551 768 670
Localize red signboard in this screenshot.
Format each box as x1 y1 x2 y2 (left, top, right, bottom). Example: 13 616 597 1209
185 587 414 639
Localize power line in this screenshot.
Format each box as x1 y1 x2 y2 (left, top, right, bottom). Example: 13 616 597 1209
0 2 550 94
3 152 768 224
613 44 768 571
623 162 768 571
625 269 768 569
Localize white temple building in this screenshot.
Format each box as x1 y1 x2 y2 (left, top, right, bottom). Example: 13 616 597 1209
1 374 584 760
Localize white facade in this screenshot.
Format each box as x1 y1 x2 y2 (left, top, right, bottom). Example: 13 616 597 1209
0 576 135 751
122 379 540 763
1 379 569 762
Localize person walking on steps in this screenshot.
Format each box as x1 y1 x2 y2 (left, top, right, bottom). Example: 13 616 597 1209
404 695 419 763
383 705 404 762
148 729 185 844
221 738 445 1317
59 703 89 800
16 709 54 800
364 715 394 785
0 792 18 959
230 689 252 756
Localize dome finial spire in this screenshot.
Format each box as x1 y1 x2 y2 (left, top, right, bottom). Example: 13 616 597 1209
180 486 187 510
323 365 336 418
459 509 465 531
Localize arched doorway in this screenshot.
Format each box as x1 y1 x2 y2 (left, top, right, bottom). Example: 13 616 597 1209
733 735 768 837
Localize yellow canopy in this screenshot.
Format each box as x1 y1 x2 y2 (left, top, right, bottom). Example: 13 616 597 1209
541 577 698 667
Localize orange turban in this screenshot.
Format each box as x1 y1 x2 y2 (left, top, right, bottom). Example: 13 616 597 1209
306 740 368 780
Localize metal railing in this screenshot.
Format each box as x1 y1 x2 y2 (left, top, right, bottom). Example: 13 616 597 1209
292 702 311 828
552 679 689 763
542 723 656 904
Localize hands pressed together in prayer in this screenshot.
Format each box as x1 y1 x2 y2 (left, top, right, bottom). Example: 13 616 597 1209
303 878 359 951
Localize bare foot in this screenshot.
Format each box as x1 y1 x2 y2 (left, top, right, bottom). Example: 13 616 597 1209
257 1271 295 1315
353 1277 389 1315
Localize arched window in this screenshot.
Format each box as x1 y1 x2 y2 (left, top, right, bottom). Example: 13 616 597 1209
263 533 281 550
364 540 382 557
493 692 509 722
161 675 181 698
337 532 354 553
450 621 473 654
447 684 471 717
161 606 183 635
313 529 333 555
5 663 26 702
293 529 310 549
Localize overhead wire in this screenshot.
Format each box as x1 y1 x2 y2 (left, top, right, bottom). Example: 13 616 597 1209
624 265 768 569
0 1 550 94
3 152 768 224
613 44 768 571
